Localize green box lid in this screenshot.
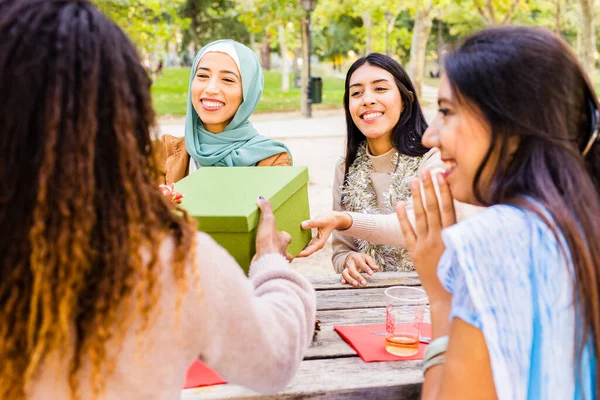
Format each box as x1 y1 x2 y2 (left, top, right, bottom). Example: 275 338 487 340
175 166 309 233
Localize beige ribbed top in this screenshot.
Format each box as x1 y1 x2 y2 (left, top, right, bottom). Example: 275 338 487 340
331 145 410 273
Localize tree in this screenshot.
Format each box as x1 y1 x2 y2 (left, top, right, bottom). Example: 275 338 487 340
180 0 250 52
94 0 187 56
237 0 303 91
407 0 434 100
471 0 523 24
578 0 596 75
312 15 361 70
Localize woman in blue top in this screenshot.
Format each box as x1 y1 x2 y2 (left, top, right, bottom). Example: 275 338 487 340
396 27 600 399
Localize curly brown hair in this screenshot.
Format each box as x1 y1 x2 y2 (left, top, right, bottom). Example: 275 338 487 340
0 0 196 398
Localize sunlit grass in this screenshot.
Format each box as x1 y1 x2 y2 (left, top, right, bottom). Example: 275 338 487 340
151 68 345 116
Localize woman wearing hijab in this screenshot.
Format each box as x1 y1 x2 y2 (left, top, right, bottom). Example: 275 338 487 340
156 39 292 185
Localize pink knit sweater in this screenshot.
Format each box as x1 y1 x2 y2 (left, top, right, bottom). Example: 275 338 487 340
27 232 316 399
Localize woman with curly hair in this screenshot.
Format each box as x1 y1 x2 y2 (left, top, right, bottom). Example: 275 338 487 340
0 1 315 399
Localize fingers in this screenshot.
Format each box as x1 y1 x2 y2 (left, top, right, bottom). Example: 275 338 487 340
257 196 274 221
363 254 380 272
346 256 367 287
355 254 375 276
396 201 417 249
297 235 327 257
285 252 293 262
421 169 442 232
280 231 292 245
341 266 364 287
301 218 323 230
172 192 183 204
410 178 428 237
341 269 352 286
159 184 173 196
435 173 457 228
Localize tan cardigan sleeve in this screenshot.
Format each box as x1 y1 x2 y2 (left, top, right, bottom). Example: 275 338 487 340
152 138 168 185
331 160 360 273
344 148 483 247
256 152 292 166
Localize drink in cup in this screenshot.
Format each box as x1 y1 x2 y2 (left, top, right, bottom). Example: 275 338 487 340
384 286 428 357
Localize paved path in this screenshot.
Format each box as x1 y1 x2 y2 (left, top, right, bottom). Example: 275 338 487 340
159 87 439 275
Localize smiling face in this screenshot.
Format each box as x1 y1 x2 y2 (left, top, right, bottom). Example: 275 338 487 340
422 75 495 205
191 52 243 134
347 63 403 154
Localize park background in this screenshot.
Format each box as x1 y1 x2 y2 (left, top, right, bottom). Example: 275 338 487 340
93 0 600 274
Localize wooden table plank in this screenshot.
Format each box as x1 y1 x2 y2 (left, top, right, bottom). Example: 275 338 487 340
317 286 426 311
182 273 428 400
307 308 431 360
309 272 420 290
181 357 424 400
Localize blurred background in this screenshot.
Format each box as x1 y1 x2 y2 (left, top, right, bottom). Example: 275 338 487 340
94 0 600 117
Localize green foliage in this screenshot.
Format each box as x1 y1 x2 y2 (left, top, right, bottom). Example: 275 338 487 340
312 15 361 63
93 0 188 53
151 68 345 115
236 0 304 55
181 0 250 50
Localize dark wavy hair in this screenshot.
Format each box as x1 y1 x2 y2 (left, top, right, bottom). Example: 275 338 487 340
445 26 600 391
0 0 195 398
343 53 429 177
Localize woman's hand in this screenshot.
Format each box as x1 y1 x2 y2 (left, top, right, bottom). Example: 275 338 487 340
340 252 380 287
396 170 455 303
253 196 293 263
297 212 353 257
159 183 184 204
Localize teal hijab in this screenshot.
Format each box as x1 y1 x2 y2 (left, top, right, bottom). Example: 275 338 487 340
184 39 291 167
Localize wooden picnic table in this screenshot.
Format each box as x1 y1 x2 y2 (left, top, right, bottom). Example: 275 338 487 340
181 271 428 400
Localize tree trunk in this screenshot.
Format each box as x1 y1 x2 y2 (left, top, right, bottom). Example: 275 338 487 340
300 16 309 115
577 26 582 60
278 24 290 92
408 3 433 100
579 0 596 75
250 32 257 53
436 19 443 73
385 13 396 56
555 0 561 34
260 34 271 70
362 11 373 55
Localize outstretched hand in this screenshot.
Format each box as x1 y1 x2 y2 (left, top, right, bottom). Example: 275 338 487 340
298 212 352 257
254 197 293 263
396 170 455 302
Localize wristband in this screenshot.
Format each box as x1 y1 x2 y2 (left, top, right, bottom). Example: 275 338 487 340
424 335 449 362
423 354 445 374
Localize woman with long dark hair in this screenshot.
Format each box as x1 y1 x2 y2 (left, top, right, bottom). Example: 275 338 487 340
300 54 480 286
0 1 315 399
397 26 599 398
329 53 428 280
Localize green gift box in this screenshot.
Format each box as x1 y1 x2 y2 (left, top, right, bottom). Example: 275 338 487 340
175 166 311 273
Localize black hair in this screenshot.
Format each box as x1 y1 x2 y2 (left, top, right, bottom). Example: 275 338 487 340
343 53 429 177
445 26 600 394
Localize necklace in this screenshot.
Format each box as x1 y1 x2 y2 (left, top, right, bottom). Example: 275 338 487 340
341 142 421 271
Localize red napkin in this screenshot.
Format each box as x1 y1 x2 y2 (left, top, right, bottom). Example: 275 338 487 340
334 323 432 362
183 359 227 389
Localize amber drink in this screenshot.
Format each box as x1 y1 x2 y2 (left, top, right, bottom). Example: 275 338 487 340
384 286 428 357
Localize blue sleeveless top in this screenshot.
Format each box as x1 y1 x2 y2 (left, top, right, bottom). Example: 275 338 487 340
438 204 596 399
